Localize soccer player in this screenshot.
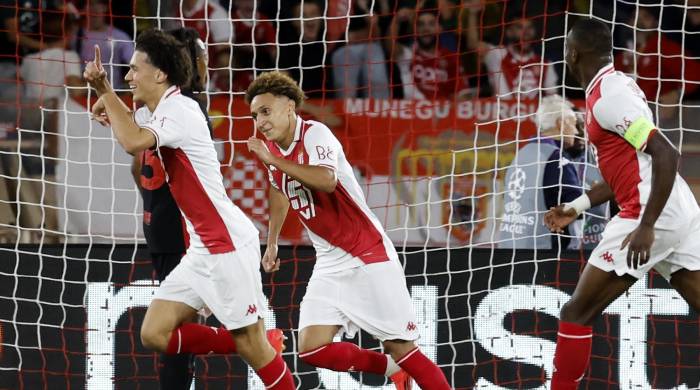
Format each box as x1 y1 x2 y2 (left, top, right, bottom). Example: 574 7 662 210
125 27 206 390
545 19 700 389
245 71 451 390
83 29 294 389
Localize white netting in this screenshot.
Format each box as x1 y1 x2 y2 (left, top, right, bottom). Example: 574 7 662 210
1 1 700 389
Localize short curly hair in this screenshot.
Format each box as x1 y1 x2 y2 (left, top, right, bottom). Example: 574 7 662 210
135 29 192 89
245 71 306 108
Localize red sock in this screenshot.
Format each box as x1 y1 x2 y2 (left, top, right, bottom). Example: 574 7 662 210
164 324 285 356
299 342 388 375
256 354 295 389
165 324 235 355
551 321 593 390
397 347 451 390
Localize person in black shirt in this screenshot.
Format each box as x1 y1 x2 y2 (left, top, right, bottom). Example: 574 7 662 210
277 0 328 98
129 27 209 390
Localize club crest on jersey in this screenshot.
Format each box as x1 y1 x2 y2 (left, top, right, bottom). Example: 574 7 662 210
297 152 304 164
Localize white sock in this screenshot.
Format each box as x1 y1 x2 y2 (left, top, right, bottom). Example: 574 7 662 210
385 354 401 376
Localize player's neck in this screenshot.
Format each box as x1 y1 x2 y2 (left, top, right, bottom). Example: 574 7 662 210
145 85 172 112
578 58 613 91
277 114 298 150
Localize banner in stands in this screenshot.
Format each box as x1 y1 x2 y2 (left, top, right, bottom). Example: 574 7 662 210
59 97 547 245
1 245 697 389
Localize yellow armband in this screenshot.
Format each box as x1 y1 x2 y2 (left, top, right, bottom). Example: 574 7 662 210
624 117 655 150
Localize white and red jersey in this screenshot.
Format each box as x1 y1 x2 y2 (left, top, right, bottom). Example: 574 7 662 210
266 117 397 274
177 0 234 44
135 86 258 254
483 45 557 99
585 64 699 229
397 44 467 100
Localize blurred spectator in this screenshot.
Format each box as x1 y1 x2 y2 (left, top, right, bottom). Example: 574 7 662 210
177 0 233 45
331 3 390 99
497 95 582 250
75 0 133 90
566 109 609 249
465 0 557 99
390 6 470 100
685 0 700 58
0 0 74 126
176 0 234 92
278 0 328 98
614 5 700 120
223 0 276 92
436 0 460 51
20 8 83 104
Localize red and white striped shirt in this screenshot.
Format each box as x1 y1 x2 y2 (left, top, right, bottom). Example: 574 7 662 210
585 64 698 228
267 117 397 274
483 45 557 99
135 86 258 254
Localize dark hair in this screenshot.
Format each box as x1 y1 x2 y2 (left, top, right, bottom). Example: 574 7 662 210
135 29 192 89
245 71 306 107
167 27 204 93
569 18 613 56
416 5 439 19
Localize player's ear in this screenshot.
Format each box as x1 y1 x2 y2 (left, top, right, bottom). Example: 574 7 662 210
154 69 167 84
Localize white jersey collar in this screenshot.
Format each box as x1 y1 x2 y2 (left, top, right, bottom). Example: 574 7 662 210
585 63 614 96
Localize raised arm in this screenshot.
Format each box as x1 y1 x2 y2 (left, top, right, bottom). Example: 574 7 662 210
83 45 155 154
464 0 491 55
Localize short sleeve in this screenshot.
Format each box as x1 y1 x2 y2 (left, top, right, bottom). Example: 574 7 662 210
135 101 186 148
209 5 234 43
303 123 341 170
65 51 81 77
267 168 279 190
482 45 505 73
543 63 558 90
592 78 656 151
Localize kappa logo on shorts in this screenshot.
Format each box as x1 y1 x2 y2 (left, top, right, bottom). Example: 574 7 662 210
246 304 257 315
406 321 417 332
601 251 614 263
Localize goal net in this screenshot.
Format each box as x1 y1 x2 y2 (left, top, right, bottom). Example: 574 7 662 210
1 0 699 389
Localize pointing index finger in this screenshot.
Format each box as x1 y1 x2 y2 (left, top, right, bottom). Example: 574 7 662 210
94 44 102 69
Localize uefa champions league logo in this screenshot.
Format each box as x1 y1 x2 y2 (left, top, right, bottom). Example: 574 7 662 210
504 168 526 214
507 168 526 201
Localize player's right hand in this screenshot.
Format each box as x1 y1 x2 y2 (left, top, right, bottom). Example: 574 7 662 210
83 44 111 95
544 204 577 233
91 96 110 126
262 244 281 273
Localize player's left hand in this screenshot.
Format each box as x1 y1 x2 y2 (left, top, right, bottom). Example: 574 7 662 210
247 137 275 165
621 224 655 270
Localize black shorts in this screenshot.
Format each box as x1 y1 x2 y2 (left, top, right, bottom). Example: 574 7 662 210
151 252 185 282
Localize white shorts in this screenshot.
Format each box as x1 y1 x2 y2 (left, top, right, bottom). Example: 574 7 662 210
154 239 268 330
298 259 419 342
589 214 700 281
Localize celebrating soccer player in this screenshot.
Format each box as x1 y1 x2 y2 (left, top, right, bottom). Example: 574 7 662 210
245 71 452 390
545 19 700 389
83 29 293 389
